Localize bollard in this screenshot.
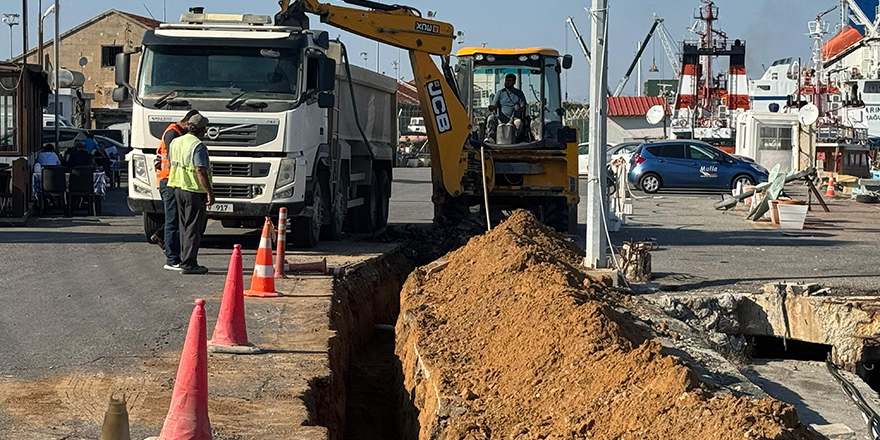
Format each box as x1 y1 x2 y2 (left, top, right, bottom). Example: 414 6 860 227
274 208 288 279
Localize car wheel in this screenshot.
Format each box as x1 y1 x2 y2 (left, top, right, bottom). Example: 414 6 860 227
639 173 661 194
732 174 755 190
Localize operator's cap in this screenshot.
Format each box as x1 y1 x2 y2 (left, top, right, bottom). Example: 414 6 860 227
189 114 209 131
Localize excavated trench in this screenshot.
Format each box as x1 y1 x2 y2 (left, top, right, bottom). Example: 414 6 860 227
304 213 848 440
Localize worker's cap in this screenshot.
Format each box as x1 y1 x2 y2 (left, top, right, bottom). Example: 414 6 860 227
188 114 209 131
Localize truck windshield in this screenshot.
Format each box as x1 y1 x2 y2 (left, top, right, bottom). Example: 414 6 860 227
137 45 301 99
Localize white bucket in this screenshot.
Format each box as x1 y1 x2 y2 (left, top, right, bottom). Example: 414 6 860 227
777 204 808 230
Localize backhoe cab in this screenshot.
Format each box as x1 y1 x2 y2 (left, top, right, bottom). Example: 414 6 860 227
454 48 579 232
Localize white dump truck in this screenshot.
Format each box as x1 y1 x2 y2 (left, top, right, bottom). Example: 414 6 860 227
114 10 396 247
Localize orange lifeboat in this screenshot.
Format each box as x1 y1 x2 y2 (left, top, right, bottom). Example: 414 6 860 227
823 26 863 61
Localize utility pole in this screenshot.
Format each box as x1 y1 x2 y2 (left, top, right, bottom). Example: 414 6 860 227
54 0 60 145
376 41 379 72
585 0 609 269
21 0 27 65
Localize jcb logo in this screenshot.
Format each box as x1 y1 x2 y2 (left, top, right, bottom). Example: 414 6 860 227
427 80 452 134
415 21 440 34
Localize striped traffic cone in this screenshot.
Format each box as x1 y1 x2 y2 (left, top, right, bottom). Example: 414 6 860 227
244 218 282 298
825 173 836 197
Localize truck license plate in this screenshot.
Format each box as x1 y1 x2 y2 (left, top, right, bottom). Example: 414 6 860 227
207 203 233 213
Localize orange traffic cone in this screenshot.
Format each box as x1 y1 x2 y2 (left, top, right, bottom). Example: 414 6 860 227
825 173 836 197
157 299 211 440
209 245 261 354
244 218 282 298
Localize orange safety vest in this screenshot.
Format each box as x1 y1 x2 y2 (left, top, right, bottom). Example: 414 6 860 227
156 123 184 185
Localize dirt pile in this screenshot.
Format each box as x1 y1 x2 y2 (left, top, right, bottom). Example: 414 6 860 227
395 210 818 440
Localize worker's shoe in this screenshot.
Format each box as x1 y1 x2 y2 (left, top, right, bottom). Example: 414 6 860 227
151 233 165 248
164 263 183 271
181 265 209 275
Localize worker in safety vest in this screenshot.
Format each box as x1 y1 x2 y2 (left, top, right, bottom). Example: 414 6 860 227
153 109 200 271
168 114 215 275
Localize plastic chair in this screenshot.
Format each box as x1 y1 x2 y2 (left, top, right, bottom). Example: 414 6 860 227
40 166 67 216
67 166 102 216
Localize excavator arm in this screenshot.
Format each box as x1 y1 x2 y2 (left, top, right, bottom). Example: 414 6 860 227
277 0 475 198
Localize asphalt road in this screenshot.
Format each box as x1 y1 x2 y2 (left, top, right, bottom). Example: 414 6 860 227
0 170 431 378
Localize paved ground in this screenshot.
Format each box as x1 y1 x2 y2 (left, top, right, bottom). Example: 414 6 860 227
394 167 880 295
0 176 400 439
615 185 880 295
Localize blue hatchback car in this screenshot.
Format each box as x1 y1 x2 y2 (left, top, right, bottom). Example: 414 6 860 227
628 140 769 193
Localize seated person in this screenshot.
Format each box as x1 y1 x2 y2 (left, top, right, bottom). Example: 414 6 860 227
486 73 527 142
99 141 119 160
66 141 96 171
37 144 62 167
93 142 113 176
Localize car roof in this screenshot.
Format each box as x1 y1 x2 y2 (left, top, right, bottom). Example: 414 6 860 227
642 139 715 147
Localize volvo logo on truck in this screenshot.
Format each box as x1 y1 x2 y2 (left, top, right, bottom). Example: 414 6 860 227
427 80 452 133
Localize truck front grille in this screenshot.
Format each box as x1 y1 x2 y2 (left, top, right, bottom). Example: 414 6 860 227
212 163 271 178
213 184 263 199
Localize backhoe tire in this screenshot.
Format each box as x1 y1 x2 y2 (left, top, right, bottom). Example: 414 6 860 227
144 213 163 243
434 197 470 227
543 198 571 234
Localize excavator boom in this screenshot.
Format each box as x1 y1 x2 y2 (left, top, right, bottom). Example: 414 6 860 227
278 0 473 199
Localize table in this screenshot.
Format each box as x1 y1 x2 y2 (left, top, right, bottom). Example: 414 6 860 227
32 171 107 198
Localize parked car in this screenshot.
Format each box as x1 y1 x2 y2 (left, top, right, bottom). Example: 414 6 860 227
628 140 768 193
608 141 642 164
42 114 73 128
577 142 615 176
42 127 86 155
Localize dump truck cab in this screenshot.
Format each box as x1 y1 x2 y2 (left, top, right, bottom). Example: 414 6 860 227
455 47 579 232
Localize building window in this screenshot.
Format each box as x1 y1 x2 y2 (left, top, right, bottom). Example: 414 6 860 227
759 126 792 151
101 46 123 67
0 77 16 153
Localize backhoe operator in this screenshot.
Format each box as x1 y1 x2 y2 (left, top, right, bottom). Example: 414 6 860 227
486 73 527 142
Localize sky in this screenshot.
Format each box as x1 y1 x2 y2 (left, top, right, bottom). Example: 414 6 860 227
0 0 855 102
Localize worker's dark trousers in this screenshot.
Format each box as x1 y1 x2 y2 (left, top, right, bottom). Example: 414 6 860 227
159 179 181 266
175 188 207 269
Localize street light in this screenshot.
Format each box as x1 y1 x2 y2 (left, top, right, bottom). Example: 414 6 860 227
40 3 56 69
360 51 368 68
391 60 399 81
2 13 20 61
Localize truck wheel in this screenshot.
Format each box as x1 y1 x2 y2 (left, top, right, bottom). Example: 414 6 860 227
543 198 571 233
290 179 324 248
375 169 390 229
353 170 380 233
320 173 347 241
143 212 163 242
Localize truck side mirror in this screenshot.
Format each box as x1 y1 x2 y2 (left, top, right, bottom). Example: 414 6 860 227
317 93 335 109
113 48 140 103
112 87 129 103
114 52 130 88
318 56 336 92
562 54 573 70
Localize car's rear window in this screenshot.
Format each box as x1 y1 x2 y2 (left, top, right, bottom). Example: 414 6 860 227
646 144 685 158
